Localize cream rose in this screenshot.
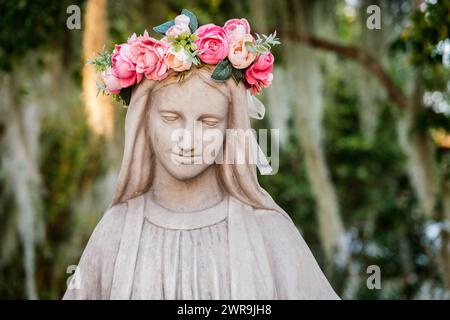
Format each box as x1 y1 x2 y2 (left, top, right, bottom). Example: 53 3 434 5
227 34 256 69
165 48 192 72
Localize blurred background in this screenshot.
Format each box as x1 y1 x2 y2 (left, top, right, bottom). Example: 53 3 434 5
0 0 449 299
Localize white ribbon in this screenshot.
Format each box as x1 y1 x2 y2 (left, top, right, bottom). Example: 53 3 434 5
246 90 273 175
246 90 266 119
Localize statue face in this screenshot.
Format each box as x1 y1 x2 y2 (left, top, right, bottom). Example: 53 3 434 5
148 76 229 181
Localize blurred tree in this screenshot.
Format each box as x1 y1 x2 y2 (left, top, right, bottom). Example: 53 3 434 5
0 0 86 298
0 0 449 300
82 0 114 136
355 0 386 144
0 0 112 299
291 0 348 268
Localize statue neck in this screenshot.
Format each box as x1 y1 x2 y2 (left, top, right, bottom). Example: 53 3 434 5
150 163 225 212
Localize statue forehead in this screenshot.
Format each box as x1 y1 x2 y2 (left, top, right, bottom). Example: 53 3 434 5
152 75 229 109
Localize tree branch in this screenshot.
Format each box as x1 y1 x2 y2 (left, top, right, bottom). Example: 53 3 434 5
286 32 409 110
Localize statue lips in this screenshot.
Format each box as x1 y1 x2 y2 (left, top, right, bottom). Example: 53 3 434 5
171 152 203 165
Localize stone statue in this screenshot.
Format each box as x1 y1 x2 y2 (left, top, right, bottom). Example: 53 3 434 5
63 66 340 300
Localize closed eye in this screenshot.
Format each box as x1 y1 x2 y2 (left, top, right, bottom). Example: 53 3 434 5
201 117 220 127
160 112 180 122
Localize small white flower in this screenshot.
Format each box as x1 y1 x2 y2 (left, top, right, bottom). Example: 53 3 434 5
175 14 190 27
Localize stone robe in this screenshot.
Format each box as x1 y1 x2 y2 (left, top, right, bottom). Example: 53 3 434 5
63 193 339 300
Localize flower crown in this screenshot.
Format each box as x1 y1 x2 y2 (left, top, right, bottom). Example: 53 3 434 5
90 9 280 105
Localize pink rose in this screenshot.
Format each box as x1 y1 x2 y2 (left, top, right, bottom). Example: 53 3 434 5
101 67 122 94
126 33 139 44
111 43 142 88
195 24 230 65
159 36 171 46
224 18 251 43
227 34 257 69
130 33 169 81
245 53 274 95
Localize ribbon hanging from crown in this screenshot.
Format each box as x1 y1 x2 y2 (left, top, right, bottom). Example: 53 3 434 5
246 89 273 175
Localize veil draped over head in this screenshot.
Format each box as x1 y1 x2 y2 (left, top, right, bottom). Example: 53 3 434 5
110 66 285 215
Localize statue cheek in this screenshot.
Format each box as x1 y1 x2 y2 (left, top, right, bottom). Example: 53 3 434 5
150 121 174 150
202 128 225 164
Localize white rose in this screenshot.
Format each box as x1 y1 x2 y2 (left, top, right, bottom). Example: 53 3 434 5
166 23 191 38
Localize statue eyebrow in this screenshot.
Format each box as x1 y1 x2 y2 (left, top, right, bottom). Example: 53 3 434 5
158 106 183 113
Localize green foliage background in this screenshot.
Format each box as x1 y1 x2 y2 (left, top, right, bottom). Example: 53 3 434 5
0 0 449 299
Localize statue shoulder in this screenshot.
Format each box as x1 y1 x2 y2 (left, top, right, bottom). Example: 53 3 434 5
252 207 340 299
253 206 316 263
63 202 127 299
253 207 298 237
83 202 128 265
96 202 128 237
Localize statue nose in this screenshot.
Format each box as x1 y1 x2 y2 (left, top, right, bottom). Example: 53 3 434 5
178 126 200 155
179 139 195 154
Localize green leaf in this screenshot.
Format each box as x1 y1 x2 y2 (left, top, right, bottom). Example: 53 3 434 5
211 59 233 82
231 68 245 84
181 9 198 33
153 20 175 35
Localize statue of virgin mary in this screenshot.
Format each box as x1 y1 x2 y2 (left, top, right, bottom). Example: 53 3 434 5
63 65 340 300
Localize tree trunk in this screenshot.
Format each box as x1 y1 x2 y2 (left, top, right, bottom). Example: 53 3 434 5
285 0 348 266
251 0 290 146
82 0 114 137
439 179 450 294
0 68 44 300
397 71 437 216
355 0 385 144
